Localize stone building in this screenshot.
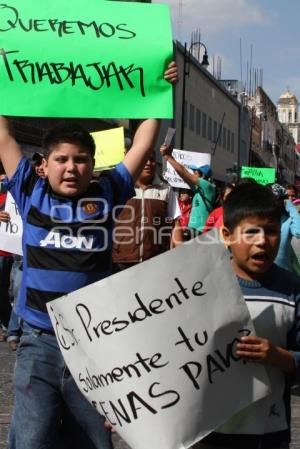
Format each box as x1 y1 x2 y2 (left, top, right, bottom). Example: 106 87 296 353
277 89 300 185
277 89 300 145
252 87 296 184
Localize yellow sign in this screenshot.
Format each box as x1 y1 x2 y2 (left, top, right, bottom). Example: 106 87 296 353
91 127 125 171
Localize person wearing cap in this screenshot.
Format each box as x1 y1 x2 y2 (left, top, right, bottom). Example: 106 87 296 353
160 145 216 234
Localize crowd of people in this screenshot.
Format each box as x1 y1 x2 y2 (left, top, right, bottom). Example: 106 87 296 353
1 62 300 449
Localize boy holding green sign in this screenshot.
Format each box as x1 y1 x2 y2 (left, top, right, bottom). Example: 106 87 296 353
0 62 177 449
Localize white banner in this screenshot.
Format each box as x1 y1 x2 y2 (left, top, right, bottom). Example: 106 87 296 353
47 240 270 449
163 149 211 189
0 192 23 255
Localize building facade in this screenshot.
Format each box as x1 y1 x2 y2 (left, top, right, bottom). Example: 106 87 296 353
277 89 300 145
244 87 296 184
169 41 249 182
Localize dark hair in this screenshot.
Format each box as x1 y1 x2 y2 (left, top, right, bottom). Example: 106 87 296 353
0 162 5 175
179 188 192 195
223 183 281 232
32 152 44 166
286 184 297 191
44 123 96 158
235 177 258 186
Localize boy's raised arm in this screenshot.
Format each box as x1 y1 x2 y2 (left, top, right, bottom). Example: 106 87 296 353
0 117 22 179
123 118 160 181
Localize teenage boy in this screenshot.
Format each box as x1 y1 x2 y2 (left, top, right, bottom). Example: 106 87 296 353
193 183 300 449
0 62 177 449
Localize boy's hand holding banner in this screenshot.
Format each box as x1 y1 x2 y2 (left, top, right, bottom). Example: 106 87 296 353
47 239 270 449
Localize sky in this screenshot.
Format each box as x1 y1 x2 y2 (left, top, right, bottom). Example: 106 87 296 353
153 0 300 106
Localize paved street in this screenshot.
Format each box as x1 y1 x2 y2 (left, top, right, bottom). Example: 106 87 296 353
1 339 300 449
0 341 130 449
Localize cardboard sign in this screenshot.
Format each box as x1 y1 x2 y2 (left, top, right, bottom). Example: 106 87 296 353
47 240 270 449
0 192 23 255
163 127 176 146
92 127 125 171
241 166 276 185
0 1 173 118
163 149 211 189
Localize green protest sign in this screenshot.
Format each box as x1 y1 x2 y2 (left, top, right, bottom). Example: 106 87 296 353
241 166 276 185
0 1 173 118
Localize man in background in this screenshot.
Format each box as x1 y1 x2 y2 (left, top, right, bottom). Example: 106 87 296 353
113 152 183 271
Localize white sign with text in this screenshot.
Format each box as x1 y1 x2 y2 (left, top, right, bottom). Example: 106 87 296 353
163 149 211 189
47 240 270 449
0 192 23 255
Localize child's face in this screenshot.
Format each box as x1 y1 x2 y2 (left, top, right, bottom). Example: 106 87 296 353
42 143 94 197
222 216 280 281
287 188 297 201
180 192 191 203
34 161 46 179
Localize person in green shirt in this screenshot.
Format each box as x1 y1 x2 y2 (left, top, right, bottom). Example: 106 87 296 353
160 145 216 233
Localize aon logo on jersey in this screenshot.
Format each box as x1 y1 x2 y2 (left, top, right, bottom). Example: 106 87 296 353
40 231 94 250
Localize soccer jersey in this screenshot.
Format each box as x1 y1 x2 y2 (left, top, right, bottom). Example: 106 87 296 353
7 157 135 330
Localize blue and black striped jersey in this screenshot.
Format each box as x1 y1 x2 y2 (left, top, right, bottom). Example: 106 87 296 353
7 157 135 330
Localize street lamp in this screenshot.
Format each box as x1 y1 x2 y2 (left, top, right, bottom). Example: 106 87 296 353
189 41 209 70
180 41 210 149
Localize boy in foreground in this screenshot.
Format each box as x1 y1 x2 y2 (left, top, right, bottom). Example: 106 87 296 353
194 183 300 449
0 62 177 449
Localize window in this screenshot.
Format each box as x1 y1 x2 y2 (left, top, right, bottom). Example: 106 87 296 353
202 113 207 138
208 117 212 141
213 120 217 142
223 127 227 149
218 124 222 147
184 101 188 128
189 104 195 131
231 132 234 153
227 129 230 151
196 109 201 135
